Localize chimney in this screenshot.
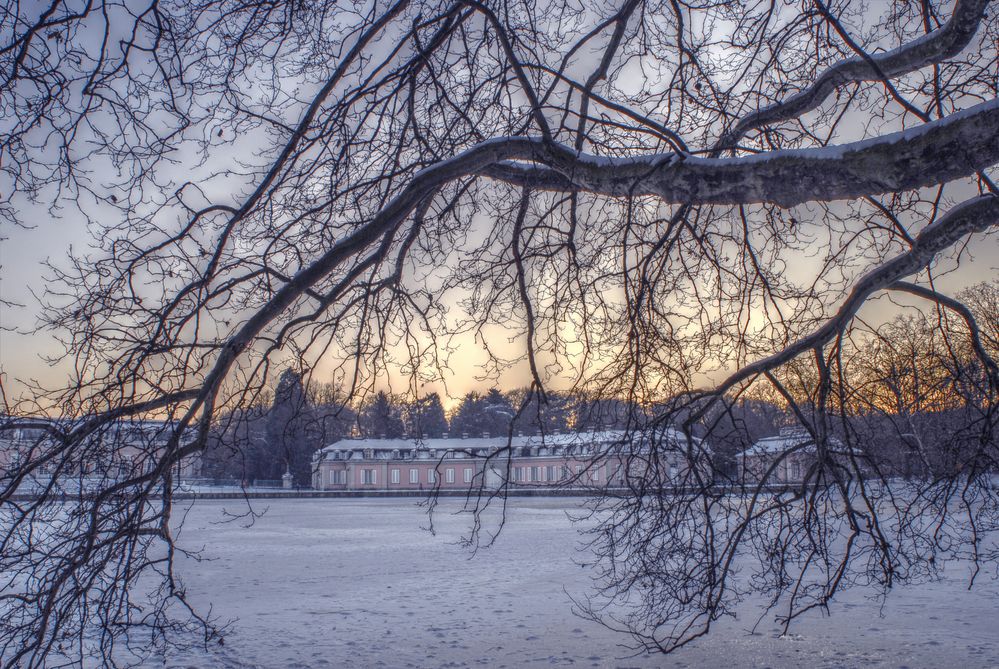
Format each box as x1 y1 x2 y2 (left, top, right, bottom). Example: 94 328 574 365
483 431 490 439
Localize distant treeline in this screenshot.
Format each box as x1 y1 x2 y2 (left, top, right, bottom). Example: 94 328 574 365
200 376 649 485
203 282 998 486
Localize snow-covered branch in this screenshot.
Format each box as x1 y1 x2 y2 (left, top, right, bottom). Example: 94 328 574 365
717 0 992 149
481 97 999 205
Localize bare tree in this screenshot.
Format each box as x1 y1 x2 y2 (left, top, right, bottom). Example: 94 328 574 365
1 0 998 664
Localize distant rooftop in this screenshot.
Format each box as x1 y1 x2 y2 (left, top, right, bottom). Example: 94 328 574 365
318 426 705 455
739 427 842 458
320 431 623 453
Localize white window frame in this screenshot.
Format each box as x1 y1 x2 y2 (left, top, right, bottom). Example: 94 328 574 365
591 468 600 482
428 469 436 484
446 468 455 483
329 470 336 484
391 469 400 484
464 467 472 483
410 468 419 484
363 469 376 485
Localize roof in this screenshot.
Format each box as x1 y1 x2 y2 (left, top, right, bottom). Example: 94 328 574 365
320 431 619 453
739 427 841 458
318 426 706 456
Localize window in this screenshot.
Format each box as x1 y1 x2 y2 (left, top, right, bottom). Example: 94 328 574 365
575 465 583 476
363 469 376 485
591 469 600 482
391 469 400 484
446 468 455 483
464 468 472 483
329 470 336 484
339 470 347 485
410 468 419 484
513 467 523 482
428 469 436 483
531 466 540 482
546 466 555 482
561 466 569 480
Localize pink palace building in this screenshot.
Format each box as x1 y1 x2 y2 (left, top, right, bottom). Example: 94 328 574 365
311 429 710 491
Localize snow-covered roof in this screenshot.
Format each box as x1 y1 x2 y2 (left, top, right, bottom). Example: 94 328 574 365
318 427 706 457
739 427 829 458
320 431 619 453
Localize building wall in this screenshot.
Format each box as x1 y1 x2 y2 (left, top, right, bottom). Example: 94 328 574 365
316 460 486 490
739 451 812 484
313 445 696 491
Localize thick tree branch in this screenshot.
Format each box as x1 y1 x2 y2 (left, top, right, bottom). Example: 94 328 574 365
717 0 991 150
480 97 999 205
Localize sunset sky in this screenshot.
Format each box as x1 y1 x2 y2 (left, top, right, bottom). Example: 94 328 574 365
3 187 996 411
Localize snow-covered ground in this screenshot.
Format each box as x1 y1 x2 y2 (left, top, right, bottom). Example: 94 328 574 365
148 498 998 668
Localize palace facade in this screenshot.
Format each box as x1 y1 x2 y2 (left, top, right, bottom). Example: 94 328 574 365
311 429 709 491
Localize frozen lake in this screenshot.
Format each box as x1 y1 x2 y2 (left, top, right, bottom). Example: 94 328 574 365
149 497 998 668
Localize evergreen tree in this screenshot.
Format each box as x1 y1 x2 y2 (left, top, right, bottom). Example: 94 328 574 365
572 395 636 431
309 381 358 446
507 388 573 434
405 392 449 438
358 391 405 438
450 388 514 438
264 369 322 485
